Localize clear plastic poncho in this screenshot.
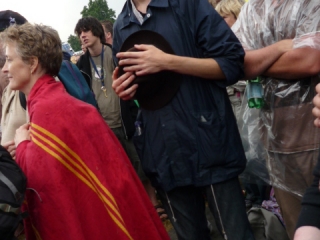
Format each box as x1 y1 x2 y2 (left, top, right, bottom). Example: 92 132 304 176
232 0 320 197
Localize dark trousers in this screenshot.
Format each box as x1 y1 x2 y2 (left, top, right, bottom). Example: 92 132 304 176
157 178 254 240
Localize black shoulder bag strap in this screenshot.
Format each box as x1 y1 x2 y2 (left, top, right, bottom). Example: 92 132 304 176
0 169 26 215
19 91 27 110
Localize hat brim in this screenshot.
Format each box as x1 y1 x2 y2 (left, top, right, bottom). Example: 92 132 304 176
118 30 181 110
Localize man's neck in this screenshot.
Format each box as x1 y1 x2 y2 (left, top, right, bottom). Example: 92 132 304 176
88 42 104 57
132 0 151 13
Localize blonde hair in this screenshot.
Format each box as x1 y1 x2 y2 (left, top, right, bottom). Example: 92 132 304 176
215 0 244 18
0 23 62 76
208 0 221 8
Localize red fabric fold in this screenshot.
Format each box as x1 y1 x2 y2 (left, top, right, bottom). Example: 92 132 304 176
16 75 169 240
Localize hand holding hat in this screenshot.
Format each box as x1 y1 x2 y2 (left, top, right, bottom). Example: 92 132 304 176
116 30 181 110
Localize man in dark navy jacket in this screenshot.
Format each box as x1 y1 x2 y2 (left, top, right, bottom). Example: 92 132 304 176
112 0 253 239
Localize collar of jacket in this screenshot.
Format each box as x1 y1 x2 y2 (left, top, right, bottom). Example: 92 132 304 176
120 0 169 29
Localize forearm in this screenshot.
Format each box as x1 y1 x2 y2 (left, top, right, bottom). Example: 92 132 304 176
264 48 320 79
163 54 225 80
294 227 320 240
244 40 291 79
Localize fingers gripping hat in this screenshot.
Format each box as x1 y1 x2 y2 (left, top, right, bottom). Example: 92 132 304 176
118 30 181 110
0 10 27 32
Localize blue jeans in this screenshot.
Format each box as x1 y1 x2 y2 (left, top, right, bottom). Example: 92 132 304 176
157 178 254 240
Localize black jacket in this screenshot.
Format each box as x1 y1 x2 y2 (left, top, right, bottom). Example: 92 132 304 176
296 154 320 229
76 44 138 139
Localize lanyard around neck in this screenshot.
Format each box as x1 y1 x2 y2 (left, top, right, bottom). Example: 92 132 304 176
89 45 108 97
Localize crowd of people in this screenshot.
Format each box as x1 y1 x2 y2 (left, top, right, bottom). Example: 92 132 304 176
0 0 320 240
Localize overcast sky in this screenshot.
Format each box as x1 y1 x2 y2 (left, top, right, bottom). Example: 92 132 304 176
0 0 126 42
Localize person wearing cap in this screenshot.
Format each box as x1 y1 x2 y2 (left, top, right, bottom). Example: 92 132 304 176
233 0 320 239
112 0 254 239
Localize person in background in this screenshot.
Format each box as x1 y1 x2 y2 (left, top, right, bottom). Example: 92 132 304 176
215 0 243 28
1 22 169 240
0 40 28 157
0 41 8 114
0 10 28 157
216 0 269 209
112 0 254 239
75 16 167 220
81 43 87 54
62 51 71 61
233 0 320 238
294 83 320 240
70 55 79 64
101 20 113 45
0 41 8 139
215 0 246 125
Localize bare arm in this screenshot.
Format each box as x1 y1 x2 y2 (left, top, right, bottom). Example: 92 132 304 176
117 44 226 80
294 226 320 240
165 54 225 80
264 48 320 79
312 83 320 127
243 39 293 79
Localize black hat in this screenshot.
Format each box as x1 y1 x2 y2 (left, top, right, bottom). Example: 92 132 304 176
118 30 181 110
0 10 27 32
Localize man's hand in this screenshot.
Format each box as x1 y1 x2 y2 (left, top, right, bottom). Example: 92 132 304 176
112 67 138 100
14 123 30 147
3 140 16 158
313 83 320 127
116 44 167 76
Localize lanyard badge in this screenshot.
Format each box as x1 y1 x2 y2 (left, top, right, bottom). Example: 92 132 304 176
89 45 107 98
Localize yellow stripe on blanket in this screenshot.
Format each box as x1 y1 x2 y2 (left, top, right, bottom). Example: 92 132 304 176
30 122 133 240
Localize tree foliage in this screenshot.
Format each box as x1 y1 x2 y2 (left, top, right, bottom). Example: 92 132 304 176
67 34 81 52
81 0 116 22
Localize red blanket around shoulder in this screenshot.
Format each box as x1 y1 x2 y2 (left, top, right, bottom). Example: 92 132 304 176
16 75 169 240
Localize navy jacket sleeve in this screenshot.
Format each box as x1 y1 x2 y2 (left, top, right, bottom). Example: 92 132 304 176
112 20 121 67
178 0 245 85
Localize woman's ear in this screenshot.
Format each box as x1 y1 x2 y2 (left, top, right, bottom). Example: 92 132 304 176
29 56 39 74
